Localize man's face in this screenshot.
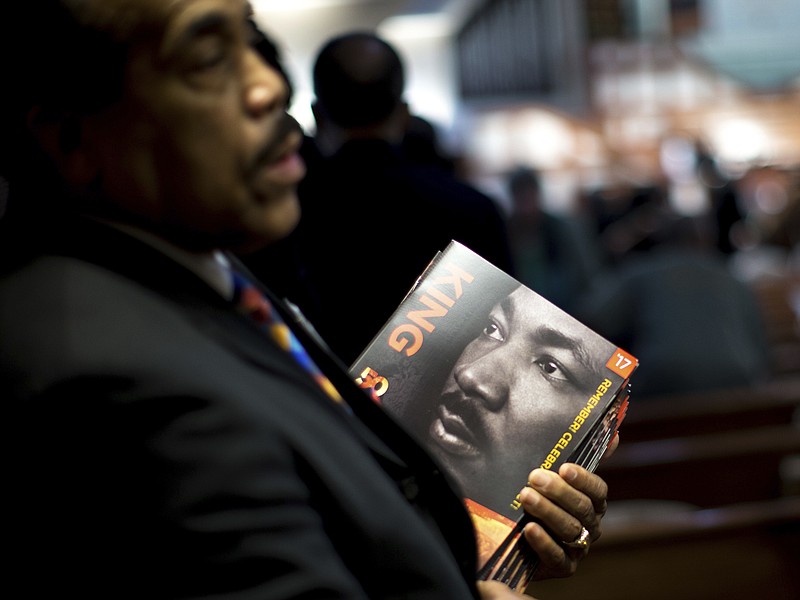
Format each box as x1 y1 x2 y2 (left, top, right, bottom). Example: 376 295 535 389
76 0 305 251
427 286 611 513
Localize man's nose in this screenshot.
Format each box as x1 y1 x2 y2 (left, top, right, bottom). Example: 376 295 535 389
453 351 510 411
243 48 288 118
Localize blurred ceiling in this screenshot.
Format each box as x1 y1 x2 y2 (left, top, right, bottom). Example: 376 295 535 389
251 0 475 54
253 0 800 93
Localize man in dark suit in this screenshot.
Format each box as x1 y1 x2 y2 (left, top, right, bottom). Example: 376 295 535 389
243 31 516 365
1 2 610 598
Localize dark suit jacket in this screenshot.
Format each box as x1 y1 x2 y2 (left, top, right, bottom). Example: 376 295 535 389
2 218 479 599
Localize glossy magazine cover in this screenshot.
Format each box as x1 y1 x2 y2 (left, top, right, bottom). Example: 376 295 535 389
351 240 638 590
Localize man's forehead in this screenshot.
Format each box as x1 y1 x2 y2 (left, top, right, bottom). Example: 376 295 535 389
76 0 250 36
506 288 603 347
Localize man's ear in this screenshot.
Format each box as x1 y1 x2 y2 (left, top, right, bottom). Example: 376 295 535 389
26 106 98 186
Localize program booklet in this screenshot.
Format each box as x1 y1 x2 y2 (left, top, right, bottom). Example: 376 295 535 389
350 241 638 591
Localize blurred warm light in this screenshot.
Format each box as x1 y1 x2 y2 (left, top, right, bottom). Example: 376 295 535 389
465 109 581 174
660 135 697 183
669 181 709 217
708 118 768 164
378 14 453 39
469 114 510 173
511 112 575 170
753 180 789 215
253 0 352 11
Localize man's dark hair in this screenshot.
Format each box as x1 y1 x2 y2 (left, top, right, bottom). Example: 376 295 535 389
0 1 128 203
312 31 405 128
0 1 130 255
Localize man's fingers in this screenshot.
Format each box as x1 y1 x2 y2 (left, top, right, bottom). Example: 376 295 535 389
558 463 609 516
476 580 529 599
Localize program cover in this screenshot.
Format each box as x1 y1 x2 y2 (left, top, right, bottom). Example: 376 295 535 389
350 240 638 590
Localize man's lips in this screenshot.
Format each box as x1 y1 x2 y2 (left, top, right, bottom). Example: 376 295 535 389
250 114 306 184
258 132 305 184
429 403 481 457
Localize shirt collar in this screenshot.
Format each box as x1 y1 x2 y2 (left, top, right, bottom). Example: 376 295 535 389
95 219 235 301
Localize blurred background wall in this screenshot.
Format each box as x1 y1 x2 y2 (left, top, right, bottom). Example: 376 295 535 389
254 0 800 215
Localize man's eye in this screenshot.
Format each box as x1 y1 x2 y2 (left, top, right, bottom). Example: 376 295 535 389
541 360 560 376
535 357 569 382
188 38 228 71
482 321 504 341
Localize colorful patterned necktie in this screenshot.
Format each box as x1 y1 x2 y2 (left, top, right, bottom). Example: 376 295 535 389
230 269 346 407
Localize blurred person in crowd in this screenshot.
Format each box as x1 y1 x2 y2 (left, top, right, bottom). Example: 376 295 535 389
694 140 744 256
575 214 772 398
243 31 514 365
506 165 602 312
402 113 459 173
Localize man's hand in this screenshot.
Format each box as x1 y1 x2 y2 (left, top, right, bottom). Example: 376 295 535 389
477 580 539 600
516 459 611 581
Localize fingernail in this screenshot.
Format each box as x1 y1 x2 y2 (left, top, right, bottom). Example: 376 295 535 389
522 486 542 508
530 469 549 487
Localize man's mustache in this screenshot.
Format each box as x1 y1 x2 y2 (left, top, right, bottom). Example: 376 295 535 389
250 113 304 174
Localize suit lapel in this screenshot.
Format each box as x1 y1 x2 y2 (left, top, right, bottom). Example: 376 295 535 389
50 217 479 579
230 256 463 486
54 219 416 463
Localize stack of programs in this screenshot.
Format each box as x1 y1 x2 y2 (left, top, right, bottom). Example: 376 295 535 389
351 240 638 591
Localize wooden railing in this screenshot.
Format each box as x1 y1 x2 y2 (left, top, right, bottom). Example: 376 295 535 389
618 375 800 443
528 497 800 600
525 377 800 599
751 273 800 377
